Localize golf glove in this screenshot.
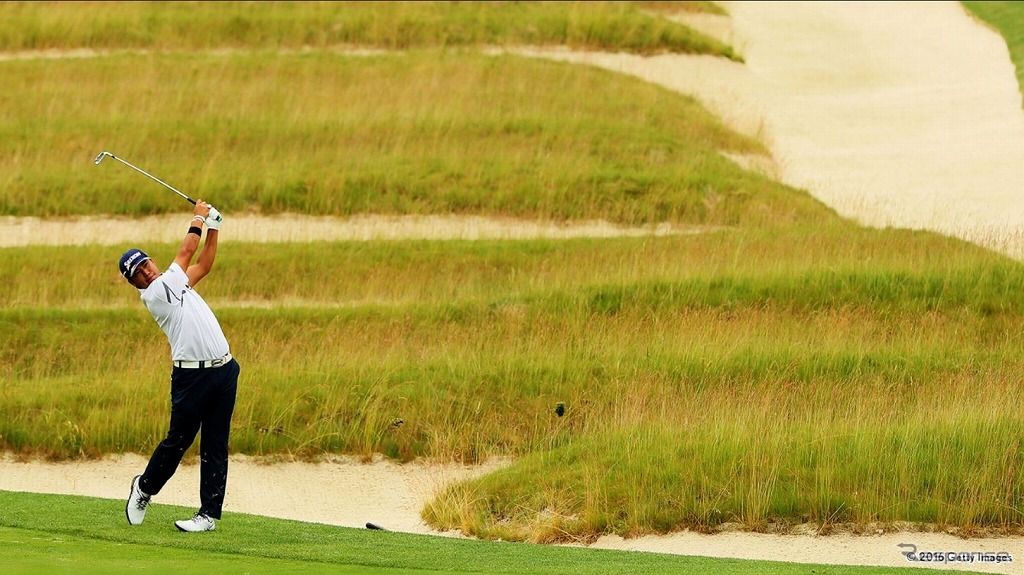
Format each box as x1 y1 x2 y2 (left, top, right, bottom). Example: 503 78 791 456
207 206 223 230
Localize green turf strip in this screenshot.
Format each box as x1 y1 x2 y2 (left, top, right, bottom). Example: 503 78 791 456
0 491 963 575
1 526 420 575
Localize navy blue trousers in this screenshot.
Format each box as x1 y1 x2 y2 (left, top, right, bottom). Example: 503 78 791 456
139 359 239 519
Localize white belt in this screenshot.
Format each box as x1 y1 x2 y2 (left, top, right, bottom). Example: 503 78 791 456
173 353 232 369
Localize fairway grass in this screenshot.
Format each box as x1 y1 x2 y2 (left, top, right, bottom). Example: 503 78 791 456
0 491 949 575
3 527 400 575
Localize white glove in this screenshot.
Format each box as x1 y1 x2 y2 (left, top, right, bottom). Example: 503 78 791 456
207 206 223 230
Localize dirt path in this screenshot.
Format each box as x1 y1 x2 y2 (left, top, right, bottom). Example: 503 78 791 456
5 2 1024 573
0 214 684 247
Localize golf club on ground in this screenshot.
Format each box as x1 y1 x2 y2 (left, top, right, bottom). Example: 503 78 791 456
94 151 198 206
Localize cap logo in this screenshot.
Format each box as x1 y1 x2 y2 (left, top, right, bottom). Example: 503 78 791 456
124 252 141 271
119 249 150 279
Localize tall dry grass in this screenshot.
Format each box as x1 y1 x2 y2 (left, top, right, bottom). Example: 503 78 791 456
5 226 1024 538
0 1 735 57
2 51 793 224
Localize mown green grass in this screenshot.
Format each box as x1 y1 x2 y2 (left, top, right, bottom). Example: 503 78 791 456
4 528 405 575
0 491 951 575
962 1 1024 104
0 1 736 58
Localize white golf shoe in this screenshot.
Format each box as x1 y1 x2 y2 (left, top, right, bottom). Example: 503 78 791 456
125 475 151 525
175 512 216 532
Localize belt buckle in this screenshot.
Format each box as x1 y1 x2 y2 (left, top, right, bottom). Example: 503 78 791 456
211 357 224 368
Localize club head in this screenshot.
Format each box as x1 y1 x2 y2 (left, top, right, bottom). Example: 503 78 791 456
93 151 112 165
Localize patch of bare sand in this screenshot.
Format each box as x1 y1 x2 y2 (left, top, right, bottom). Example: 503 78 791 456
0 453 508 536
587 529 1021 573
0 214 690 247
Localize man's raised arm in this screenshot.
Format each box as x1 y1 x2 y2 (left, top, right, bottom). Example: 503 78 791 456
173 200 210 270
185 202 222 287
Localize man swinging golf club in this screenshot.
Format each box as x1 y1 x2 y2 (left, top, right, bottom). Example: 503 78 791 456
119 199 239 532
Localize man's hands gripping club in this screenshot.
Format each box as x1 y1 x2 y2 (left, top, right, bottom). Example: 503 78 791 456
178 199 223 287
206 205 223 231
191 200 223 231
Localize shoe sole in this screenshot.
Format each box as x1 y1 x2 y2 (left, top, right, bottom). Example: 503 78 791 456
125 475 143 526
175 522 215 532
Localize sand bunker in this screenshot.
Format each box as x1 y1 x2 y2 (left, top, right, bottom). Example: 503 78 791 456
518 1 1024 259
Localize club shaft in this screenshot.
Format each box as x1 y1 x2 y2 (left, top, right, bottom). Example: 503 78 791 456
106 153 196 205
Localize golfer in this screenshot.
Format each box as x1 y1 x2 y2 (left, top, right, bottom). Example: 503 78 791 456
119 199 239 533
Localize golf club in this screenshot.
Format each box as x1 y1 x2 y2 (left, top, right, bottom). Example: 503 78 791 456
94 151 197 205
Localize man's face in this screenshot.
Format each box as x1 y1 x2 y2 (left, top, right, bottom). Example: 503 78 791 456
128 260 159 289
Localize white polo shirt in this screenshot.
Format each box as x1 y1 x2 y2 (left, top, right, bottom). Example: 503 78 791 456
140 262 230 362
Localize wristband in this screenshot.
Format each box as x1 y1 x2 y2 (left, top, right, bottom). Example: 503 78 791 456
188 226 203 237
192 215 206 225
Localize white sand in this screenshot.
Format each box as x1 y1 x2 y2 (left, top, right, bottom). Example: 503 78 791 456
0 453 508 535
5 2 1024 572
0 214 690 247
517 1 1024 259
